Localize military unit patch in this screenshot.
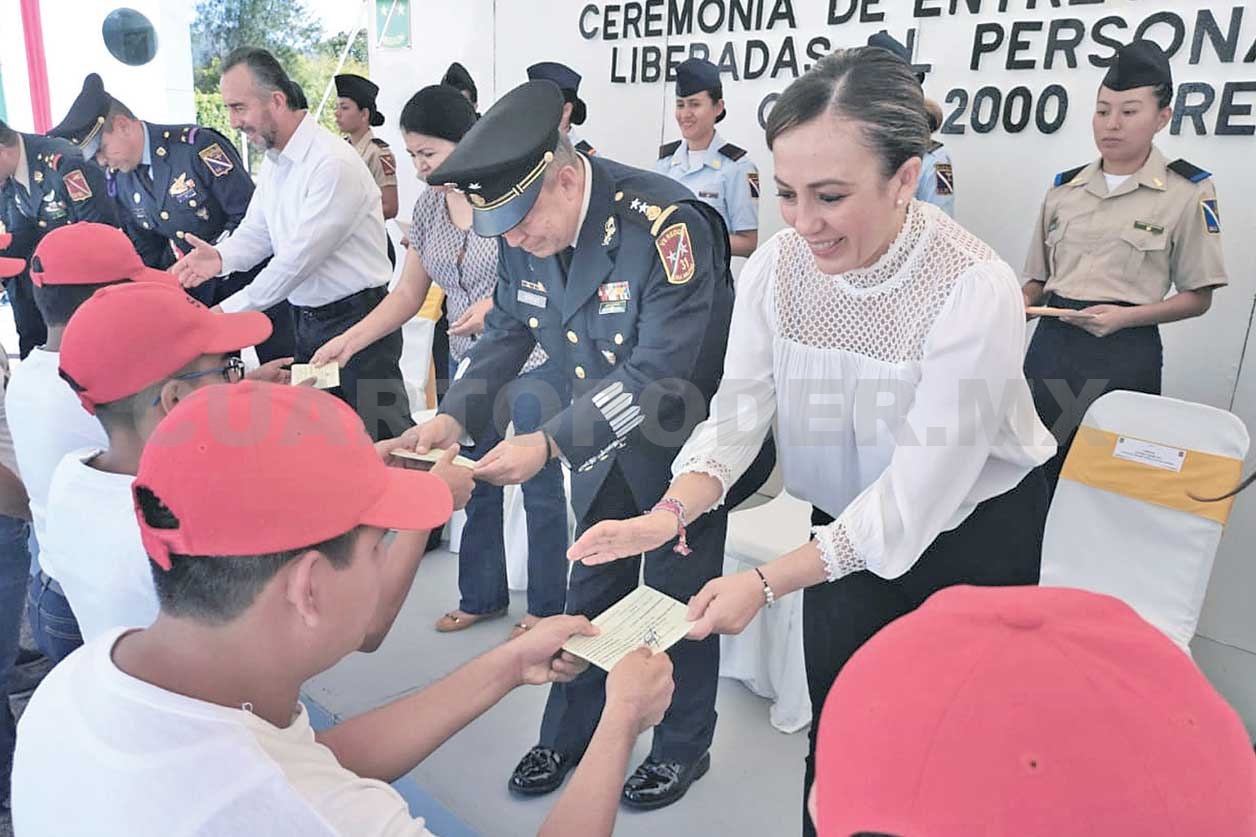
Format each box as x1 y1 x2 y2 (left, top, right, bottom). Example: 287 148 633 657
655 222 695 286
63 169 93 202
380 151 396 177
1200 199 1221 235
747 171 760 199
935 163 954 196
198 143 234 178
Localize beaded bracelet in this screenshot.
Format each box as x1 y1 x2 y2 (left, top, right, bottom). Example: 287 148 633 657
650 498 692 556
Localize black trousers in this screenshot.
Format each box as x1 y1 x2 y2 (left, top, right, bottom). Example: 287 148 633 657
538 465 727 765
4 275 45 359
293 286 412 441
799 469 1048 837
1023 294 1162 496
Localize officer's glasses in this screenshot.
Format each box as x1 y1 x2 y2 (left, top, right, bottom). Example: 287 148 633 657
150 357 246 406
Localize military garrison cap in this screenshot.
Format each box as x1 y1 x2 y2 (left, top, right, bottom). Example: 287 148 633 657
675 58 726 122
334 74 385 126
527 61 587 126
427 80 564 237
1103 39 1173 92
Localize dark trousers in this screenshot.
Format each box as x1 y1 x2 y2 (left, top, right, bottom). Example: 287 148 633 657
538 465 727 765
293 286 412 441
800 469 1048 837
4 275 45 359
455 360 569 617
1023 295 1162 496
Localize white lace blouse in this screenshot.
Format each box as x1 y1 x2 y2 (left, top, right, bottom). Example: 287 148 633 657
674 201 1055 582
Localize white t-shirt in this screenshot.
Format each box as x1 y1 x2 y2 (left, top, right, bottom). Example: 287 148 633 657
5 347 109 564
1103 172 1132 192
0 348 20 477
43 448 156 640
13 628 437 836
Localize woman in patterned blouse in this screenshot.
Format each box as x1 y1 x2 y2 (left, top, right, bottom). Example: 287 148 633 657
565 48 1056 835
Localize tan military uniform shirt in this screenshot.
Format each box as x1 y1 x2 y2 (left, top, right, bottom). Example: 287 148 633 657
1024 146 1226 305
352 129 397 190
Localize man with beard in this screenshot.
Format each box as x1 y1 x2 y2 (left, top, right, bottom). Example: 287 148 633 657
170 47 411 441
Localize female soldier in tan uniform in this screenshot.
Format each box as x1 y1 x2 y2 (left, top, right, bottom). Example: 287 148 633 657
1023 40 1227 492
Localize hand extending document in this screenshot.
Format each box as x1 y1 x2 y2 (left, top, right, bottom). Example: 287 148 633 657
289 362 340 389
562 586 693 672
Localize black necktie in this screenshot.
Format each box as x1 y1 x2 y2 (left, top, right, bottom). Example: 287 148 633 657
137 164 155 199
557 246 574 278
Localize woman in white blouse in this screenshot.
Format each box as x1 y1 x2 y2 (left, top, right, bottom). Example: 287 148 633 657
567 47 1055 832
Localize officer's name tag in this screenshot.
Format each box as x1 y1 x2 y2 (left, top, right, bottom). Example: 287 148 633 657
517 289 547 308
1133 220 1164 235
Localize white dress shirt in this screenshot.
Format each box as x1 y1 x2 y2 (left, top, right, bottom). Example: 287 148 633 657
673 202 1055 582
217 114 391 313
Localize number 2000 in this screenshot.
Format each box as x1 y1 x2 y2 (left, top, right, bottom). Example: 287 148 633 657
941 85 1069 135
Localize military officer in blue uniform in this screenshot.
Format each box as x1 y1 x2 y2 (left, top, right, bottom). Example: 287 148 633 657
409 80 768 811
527 61 596 156
49 73 294 362
655 58 758 257
0 119 116 356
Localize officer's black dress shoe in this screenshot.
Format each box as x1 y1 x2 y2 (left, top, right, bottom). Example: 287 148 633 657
508 746 575 796
621 752 711 810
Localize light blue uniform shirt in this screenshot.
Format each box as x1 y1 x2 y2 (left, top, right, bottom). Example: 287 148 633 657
916 141 955 217
654 131 759 233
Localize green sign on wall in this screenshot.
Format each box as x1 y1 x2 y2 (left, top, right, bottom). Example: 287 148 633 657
376 0 411 49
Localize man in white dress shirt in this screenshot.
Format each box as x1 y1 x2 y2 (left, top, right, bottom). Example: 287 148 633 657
170 47 411 440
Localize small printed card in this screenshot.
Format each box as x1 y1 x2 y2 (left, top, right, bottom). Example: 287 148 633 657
290 363 340 389
389 447 478 469
562 585 693 672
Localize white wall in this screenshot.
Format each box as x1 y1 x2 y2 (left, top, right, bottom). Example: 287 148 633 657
372 0 1256 727
1 0 194 131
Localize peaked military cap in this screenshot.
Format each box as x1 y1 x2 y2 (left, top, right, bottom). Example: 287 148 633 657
427 80 563 237
675 58 726 122
527 61 587 126
1103 39 1172 92
334 74 385 126
49 73 112 158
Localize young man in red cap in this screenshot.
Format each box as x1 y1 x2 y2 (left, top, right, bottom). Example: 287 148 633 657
13 382 676 836
5 223 177 661
39 280 298 643
810 585 1256 836
0 245 32 811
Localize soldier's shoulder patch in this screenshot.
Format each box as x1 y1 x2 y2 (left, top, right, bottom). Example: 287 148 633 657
63 169 92 202
658 139 682 160
1053 164 1087 188
1168 158 1212 183
1200 198 1221 235
655 222 696 285
747 170 760 199
198 143 235 177
935 162 954 196
718 142 747 162
575 139 597 156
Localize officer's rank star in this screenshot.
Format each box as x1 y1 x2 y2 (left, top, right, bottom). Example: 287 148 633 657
32 171 43 184
602 216 616 246
630 198 641 211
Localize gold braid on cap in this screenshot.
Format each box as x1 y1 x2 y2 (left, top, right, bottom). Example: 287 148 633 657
76 116 106 151
474 151 554 212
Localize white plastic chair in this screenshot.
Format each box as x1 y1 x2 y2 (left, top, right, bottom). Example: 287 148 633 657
1040 391 1249 653
719 487 813 733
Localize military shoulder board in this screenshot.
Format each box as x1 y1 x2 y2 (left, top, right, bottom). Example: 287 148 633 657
575 139 596 156
658 139 681 160
1053 164 1087 187
928 139 944 153
1167 159 1212 183
371 137 390 149
718 142 747 162
198 143 235 178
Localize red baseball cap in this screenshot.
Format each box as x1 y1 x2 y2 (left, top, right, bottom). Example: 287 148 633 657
814 585 1256 836
30 222 175 287
0 232 22 278
58 282 271 414
133 381 454 570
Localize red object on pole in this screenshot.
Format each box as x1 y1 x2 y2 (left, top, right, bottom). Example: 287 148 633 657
20 0 52 132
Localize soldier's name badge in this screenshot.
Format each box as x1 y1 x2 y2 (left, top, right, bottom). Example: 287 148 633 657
599 301 627 315
517 289 547 308
698 190 719 199
521 279 547 294
598 282 630 303
1133 220 1164 235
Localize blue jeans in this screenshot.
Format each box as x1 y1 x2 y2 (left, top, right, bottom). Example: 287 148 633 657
0 514 31 805
26 572 82 664
453 360 570 617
